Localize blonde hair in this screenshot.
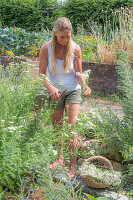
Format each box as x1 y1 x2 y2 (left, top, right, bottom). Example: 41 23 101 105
51 17 73 74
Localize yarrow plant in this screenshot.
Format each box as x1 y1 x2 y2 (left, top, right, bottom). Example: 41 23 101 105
76 69 91 88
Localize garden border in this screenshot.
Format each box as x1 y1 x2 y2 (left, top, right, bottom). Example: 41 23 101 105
1 56 132 95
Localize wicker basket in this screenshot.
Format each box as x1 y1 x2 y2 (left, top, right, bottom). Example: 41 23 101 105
79 156 116 188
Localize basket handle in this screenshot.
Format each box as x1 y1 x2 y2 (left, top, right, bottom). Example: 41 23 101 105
85 156 113 171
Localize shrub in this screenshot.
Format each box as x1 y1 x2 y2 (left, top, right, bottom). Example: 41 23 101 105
0 0 61 32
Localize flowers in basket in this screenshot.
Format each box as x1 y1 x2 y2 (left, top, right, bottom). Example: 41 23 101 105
78 156 122 188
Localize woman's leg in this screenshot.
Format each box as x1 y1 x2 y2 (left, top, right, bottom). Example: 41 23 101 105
65 103 80 179
49 109 64 169
51 109 64 129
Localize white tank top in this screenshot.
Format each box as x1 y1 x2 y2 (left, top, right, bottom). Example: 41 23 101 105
47 41 81 92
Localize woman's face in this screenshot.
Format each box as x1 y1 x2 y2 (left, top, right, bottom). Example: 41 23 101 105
54 30 71 46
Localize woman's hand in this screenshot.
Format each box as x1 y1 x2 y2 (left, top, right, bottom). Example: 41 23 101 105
83 85 91 97
48 85 61 102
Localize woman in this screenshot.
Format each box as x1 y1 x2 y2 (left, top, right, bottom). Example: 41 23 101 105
39 17 91 179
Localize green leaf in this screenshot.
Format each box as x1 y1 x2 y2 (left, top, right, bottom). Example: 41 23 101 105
97 197 109 200
84 193 97 200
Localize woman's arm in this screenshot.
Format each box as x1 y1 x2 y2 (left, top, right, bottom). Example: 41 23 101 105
39 44 61 102
74 44 91 97
39 44 50 89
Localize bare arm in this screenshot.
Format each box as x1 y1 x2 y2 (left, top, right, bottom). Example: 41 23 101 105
39 44 50 88
74 44 91 97
39 43 61 102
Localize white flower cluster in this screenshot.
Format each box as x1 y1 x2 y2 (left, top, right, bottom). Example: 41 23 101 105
39 73 50 83
8 125 24 133
76 70 91 80
78 163 121 187
48 145 57 155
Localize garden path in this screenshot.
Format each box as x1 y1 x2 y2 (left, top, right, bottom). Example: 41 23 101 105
81 98 123 119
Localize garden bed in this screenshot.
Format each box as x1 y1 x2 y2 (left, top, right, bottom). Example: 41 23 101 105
0 56 126 95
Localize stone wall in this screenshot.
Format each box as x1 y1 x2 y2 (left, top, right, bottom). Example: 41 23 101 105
82 61 119 95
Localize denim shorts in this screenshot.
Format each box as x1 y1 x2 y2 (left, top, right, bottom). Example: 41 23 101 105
51 89 82 110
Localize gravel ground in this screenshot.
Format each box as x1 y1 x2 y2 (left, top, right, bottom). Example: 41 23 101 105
81 98 123 119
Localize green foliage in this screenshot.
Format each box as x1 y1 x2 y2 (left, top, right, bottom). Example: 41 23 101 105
81 52 133 162
1 0 133 33
0 61 50 191
0 60 85 199
63 0 133 33
72 34 97 62
0 0 61 32
0 27 52 56
116 51 133 126
0 39 132 199
116 51 133 160
84 193 109 200
122 164 133 191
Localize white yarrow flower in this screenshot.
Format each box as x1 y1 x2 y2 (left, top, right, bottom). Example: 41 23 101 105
52 150 57 155
8 126 17 132
65 134 69 137
84 69 91 74
70 131 77 135
76 72 82 76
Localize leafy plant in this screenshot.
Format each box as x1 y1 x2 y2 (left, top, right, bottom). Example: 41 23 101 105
0 27 52 56
84 193 109 200
0 60 85 199
72 34 97 62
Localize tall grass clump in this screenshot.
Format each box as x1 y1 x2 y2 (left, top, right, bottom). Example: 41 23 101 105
90 7 133 64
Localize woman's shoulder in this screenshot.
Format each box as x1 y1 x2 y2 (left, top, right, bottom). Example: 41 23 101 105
40 41 52 55
41 41 51 49
40 43 47 51
72 41 81 54
71 41 81 59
